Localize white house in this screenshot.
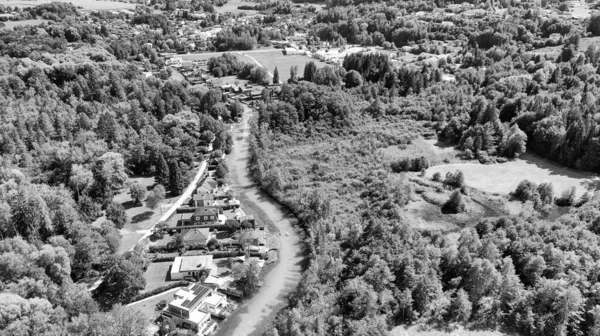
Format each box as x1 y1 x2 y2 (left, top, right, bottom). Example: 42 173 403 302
170 255 214 280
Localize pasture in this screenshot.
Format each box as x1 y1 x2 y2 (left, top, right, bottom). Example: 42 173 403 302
425 152 600 198
0 0 137 11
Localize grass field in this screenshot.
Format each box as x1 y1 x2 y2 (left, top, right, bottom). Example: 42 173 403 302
1 19 47 29
214 0 258 15
244 50 328 83
426 152 600 198
0 0 136 10
391 325 510 336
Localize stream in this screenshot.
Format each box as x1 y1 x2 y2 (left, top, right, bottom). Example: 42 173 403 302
214 105 304 336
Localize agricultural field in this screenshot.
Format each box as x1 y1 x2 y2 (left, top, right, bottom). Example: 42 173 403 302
0 0 136 11
425 152 600 197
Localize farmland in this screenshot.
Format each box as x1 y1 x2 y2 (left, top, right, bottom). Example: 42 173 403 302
0 19 46 29
0 0 136 11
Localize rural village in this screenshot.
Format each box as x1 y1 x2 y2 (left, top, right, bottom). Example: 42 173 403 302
4 0 600 335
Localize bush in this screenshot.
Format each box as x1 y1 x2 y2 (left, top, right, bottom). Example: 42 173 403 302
432 172 442 182
442 190 467 214
512 180 538 203
556 186 577 206
443 170 465 189
390 156 430 173
128 281 190 303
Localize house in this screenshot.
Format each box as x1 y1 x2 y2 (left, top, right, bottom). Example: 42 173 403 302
161 283 233 332
193 192 215 207
183 228 211 245
170 255 214 280
190 207 220 226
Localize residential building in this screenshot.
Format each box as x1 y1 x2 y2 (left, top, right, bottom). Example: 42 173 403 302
193 192 215 207
170 255 213 280
161 283 233 333
182 228 211 245
191 207 220 225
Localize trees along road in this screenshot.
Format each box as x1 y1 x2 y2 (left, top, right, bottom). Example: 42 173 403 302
214 105 304 336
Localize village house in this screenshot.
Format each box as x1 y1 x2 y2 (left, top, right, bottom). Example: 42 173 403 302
191 207 220 226
182 228 212 246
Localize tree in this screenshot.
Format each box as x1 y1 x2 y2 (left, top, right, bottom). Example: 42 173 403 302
232 259 261 297
155 153 170 187
99 257 146 303
273 66 279 84
450 289 472 323
215 162 229 179
303 61 317 82
556 186 577 206
289 65 298 83
106 201 127 229
69 164 94 197
11 188 52 240
345 70 363 88
168 160 185 196
129 182 147 205
442 190 467 214
225 219 240 233
145 184 166 212
504 124 527 158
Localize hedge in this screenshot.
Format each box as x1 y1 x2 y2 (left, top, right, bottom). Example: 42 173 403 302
128 281 190 303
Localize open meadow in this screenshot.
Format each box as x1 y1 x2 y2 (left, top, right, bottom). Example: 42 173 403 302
425 152 600 197
0 19 46 29
244 50 328 83
213 0 258 15
0 0 136 10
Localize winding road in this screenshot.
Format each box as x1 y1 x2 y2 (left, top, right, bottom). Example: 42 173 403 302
214 105 304 336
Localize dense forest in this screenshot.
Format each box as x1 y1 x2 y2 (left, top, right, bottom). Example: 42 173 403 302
0 3 238 333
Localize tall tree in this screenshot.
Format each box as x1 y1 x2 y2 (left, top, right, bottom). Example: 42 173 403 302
303 61 317 82
273 66 279 84
155 153 170 187
168 160 185 196
106 201 127 229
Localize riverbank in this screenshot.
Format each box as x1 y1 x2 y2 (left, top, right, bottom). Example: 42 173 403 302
214 105 305 336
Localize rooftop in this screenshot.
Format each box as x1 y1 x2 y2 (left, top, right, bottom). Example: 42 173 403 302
183 228 211 243
178 255 214 273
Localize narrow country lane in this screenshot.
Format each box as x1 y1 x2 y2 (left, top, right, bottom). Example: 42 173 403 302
214 105 304 336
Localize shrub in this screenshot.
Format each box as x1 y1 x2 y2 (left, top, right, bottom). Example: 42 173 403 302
442 190 467 214
512 180 539 203
556 186 577 206
128 281 190 303
432 172 442 182
443 170 465 189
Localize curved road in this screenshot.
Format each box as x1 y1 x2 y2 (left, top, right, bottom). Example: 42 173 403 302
214 105 304 336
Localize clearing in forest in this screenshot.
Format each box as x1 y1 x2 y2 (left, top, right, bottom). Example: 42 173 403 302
426 152 600 197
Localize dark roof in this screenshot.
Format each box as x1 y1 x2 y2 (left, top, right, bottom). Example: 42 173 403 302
193 207 219 217
181 284 212 309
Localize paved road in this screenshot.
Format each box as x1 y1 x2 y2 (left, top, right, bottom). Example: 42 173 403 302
214 106 304 336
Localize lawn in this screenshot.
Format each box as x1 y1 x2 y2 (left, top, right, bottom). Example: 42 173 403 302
92 176 179 253
128 288 180 325
142 262 173 294
426 152 600 198
0 0 137 10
